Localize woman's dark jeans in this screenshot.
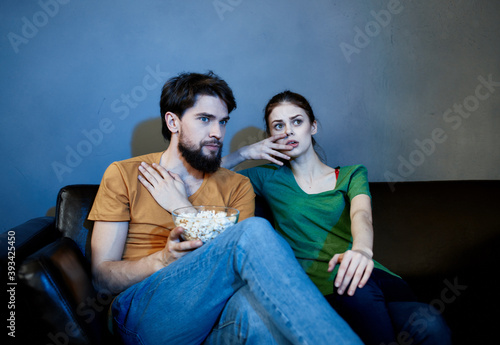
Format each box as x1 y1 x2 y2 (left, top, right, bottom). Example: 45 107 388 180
325 268 452 345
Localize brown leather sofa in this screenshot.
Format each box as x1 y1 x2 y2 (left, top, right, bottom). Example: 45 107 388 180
2 181 499 344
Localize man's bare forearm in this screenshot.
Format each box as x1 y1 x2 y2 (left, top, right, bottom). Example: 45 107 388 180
93 251 164 294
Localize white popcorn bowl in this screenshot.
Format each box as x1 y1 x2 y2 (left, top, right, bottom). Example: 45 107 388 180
172 205 240 243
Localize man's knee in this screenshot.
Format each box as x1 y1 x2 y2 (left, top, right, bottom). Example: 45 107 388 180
234 217 276 240
238 216 272 231
235 217 287 247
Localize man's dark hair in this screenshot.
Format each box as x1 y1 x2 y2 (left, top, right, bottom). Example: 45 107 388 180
160 71 237 141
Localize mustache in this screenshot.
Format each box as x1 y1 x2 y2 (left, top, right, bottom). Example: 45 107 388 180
202 140 222 147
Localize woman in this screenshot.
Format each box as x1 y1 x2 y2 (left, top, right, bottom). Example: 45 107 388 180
221 91 451 345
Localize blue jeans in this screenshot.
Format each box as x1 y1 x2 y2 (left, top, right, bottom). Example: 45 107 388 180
202 285 290 344
112 217 362 345
325 269 452 345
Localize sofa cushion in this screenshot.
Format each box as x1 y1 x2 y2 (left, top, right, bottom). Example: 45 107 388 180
370 180 500 278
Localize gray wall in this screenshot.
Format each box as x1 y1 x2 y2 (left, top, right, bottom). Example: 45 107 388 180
1 0 499 231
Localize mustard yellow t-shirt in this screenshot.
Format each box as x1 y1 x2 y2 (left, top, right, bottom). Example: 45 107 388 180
88 151 255 261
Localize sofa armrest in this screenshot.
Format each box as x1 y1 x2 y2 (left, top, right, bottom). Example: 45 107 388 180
1 216 57 282
17 237 115 344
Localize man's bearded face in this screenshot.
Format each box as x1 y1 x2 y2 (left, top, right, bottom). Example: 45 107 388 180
178 132 222 173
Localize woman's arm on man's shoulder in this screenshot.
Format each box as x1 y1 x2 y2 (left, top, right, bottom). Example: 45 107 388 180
221 134 292 170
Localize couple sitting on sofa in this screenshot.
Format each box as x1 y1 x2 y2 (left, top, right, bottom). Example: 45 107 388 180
89 71 451 344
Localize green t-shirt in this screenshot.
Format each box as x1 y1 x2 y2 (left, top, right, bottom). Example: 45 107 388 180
240 164 396 295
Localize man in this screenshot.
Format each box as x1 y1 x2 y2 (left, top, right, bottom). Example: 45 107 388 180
89 72 361 344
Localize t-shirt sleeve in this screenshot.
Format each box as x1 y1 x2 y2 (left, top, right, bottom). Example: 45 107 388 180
228 176 255 222
88 162 131 222
346 165 371 201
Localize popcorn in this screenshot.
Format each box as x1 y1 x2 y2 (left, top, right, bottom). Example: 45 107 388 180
173 207 239 243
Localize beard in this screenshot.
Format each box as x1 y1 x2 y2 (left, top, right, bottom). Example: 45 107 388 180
178 135 222 173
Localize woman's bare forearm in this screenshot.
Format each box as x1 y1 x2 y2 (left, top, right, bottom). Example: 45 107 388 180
350 194 374 258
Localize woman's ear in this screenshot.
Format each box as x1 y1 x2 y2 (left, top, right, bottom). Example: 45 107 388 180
311 120 318 135
166 112 180 135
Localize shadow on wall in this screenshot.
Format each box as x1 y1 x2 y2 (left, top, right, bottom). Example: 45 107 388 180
229 126 269 171
46 207 56 217
44 117 167 218
131 117 169 157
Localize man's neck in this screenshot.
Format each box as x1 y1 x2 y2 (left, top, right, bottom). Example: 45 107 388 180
159 146 205 197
